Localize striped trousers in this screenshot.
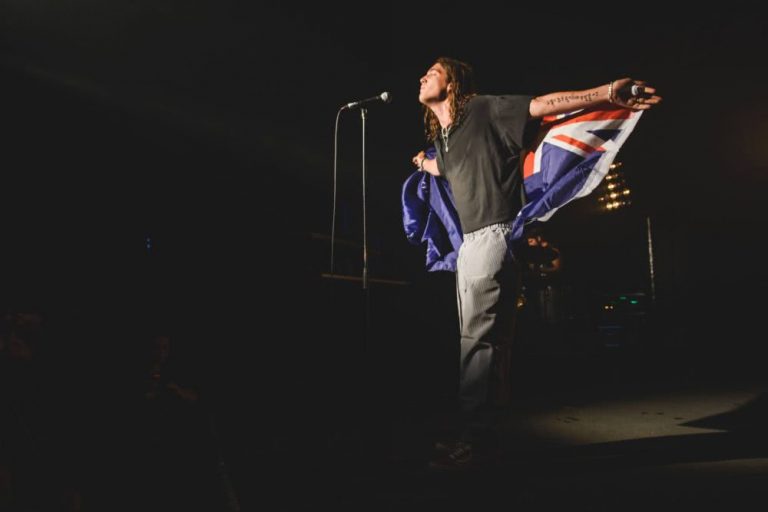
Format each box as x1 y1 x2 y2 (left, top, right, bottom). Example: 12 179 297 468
456 222 520 413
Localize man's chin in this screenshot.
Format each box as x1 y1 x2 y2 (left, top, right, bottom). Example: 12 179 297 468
419 94 435 105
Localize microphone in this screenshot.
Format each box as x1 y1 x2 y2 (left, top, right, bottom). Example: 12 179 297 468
617 83 649 102
342 91 392 110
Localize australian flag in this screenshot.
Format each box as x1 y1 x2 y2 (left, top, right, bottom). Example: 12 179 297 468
402 106 643 272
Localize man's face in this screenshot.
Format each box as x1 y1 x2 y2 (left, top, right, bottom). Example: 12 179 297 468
419 63 450 105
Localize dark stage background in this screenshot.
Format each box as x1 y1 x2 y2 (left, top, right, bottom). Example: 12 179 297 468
3 5 768 508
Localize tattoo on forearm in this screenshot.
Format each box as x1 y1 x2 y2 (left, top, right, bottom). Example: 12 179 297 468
544 90 600 107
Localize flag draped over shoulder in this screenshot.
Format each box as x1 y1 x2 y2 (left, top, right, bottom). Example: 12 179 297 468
402 106 643 272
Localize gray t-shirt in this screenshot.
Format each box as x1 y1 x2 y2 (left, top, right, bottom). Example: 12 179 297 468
434 94 537 234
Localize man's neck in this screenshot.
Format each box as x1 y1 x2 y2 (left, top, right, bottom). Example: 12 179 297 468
428 100 453 128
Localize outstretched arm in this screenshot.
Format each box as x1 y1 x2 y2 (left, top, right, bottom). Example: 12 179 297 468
529 78 662 119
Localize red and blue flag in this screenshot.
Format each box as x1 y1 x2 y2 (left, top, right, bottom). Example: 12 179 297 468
402 106 643 271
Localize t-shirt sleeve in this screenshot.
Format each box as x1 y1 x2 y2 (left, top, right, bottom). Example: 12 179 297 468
491 95 536 151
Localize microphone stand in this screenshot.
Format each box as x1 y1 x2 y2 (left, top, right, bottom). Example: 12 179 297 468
360 107 368 291
360 107 372 351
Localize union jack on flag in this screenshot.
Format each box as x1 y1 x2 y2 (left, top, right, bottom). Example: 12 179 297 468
509 106 643 241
